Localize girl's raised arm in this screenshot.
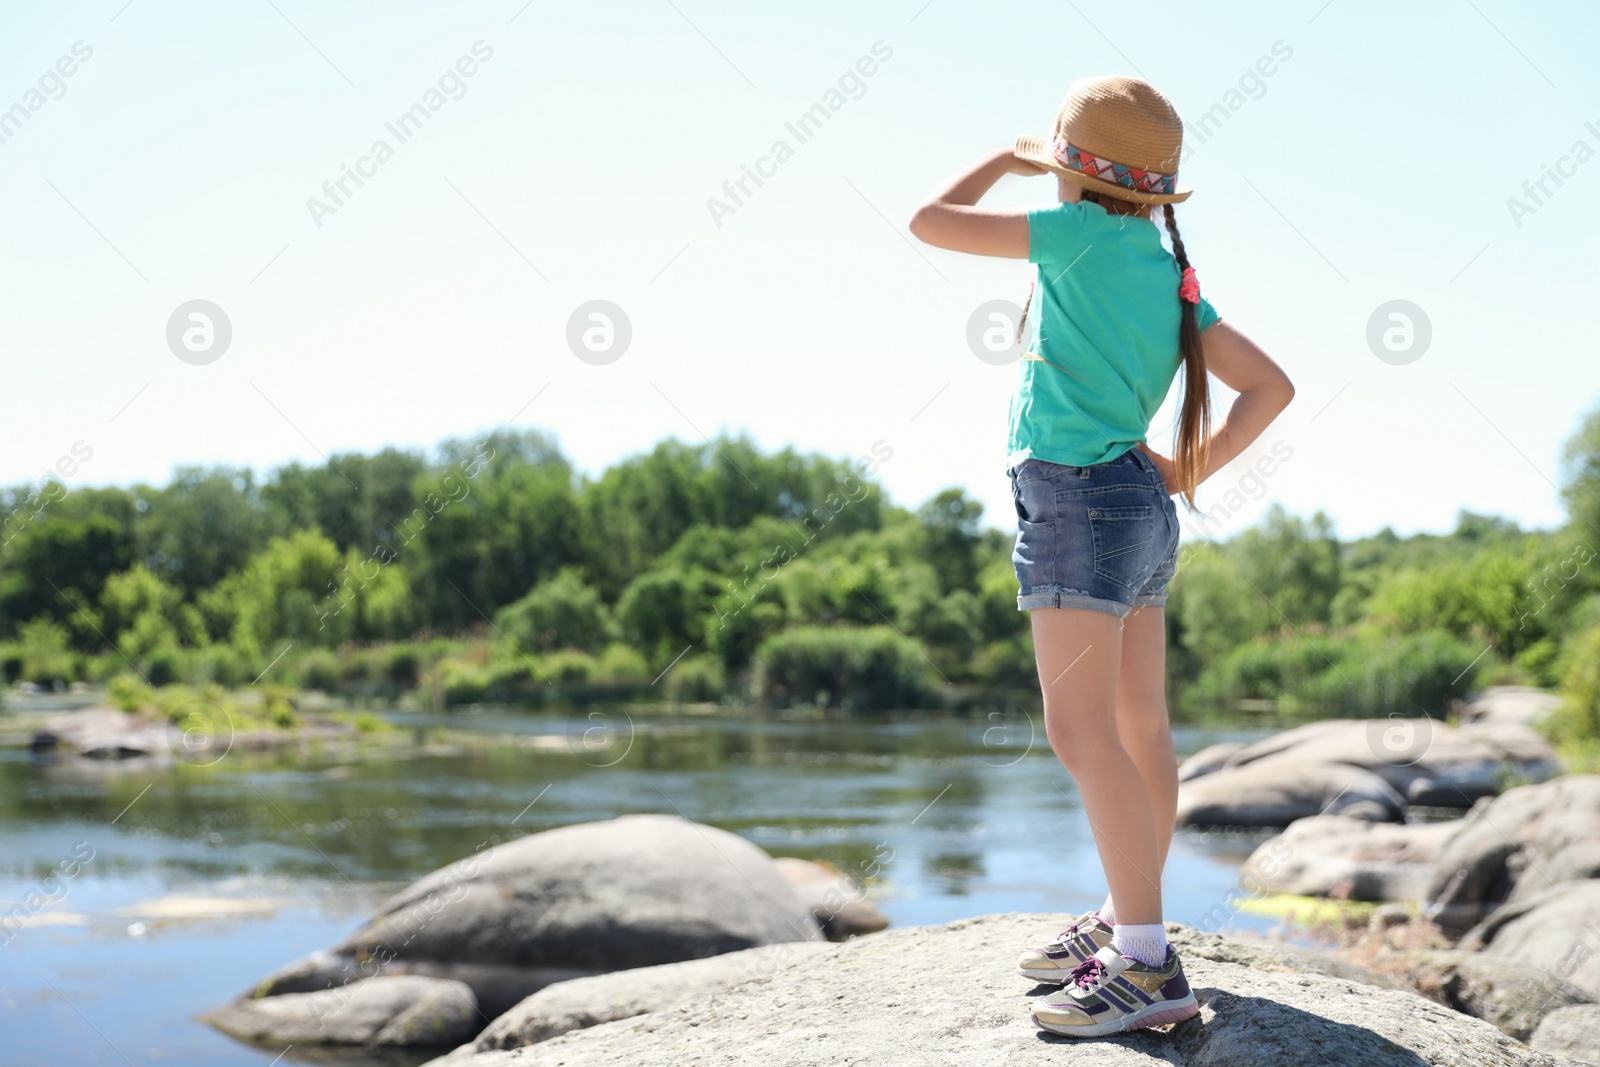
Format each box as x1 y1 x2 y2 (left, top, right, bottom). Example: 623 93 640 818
909 149 1044 259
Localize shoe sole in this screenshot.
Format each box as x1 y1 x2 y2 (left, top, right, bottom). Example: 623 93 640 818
1033 993 1199 1038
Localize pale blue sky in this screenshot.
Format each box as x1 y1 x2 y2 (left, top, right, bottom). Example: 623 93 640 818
2 0 1596 541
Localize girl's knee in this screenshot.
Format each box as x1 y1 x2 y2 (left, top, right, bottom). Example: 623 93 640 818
1045 719 1123 773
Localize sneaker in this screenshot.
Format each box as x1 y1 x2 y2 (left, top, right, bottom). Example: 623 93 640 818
1016 911 1115 983
1031 944 1199 1037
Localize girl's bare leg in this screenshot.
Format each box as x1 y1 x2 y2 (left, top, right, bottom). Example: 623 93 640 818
1115 606 1179 869
1030 607 1163 926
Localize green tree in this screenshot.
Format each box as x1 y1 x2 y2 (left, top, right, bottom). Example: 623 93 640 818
99 564 197 659
916 488 984 593
201 529 354 657
495 567 611 653
1563 405 1600 541
0 512 133 642
142 468 263 594
1233 506 1341 628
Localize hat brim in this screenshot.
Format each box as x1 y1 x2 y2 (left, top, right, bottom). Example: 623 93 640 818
1015 135 1192 205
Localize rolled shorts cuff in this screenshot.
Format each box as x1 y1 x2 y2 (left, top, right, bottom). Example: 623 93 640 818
1016 587 1132 617
1133 592 1169 608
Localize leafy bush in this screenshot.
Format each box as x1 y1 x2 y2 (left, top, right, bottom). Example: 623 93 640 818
1189 628 1481 714
299 649 341 692
539 649 597 684
494 567 611 653
144 646 183 687
6 618 77 686
107 674 154 713
189 644 249 687
662 653 725 702
1549 624 1600 752
596 643 650 685
754 625 932 711
384 645 421 686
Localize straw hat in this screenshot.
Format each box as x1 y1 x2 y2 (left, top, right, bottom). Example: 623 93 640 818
1014 76 1191 205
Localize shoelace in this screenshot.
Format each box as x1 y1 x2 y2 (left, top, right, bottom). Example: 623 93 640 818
1053 922 1080 943
1068 956 1108 991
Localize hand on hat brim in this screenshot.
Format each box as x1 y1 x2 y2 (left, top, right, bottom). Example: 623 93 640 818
1007 150 1049 177
1012 134 1193 205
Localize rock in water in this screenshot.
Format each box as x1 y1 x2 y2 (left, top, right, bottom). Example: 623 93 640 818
238 815 822 1020
1459 686 1561 728
1176 756 1407 827
419 915 1565 1066
1176 716 1557 828
774 857 889 941
202 976 478 1046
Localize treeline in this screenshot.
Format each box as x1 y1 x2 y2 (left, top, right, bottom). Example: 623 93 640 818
2 412 1600 724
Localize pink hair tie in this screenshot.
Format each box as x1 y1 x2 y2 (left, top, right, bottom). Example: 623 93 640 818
1179 266 1200 304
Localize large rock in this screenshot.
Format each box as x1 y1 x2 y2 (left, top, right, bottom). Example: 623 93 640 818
1463 881 1600 1000
236 815 822 1022
1177 716 1557 827
1235 777 1600 936
419 914 1563 1066
1177 755 1407 827
774 857 889 941
428 942 838 1060
1427 777 1600 919
1240 813 1457 901
1459 686 1562 728
1176 741 1246 783
202 975 478 1046
1531 1004 1600 1063
32 707 172 761
1405 949 1592 1041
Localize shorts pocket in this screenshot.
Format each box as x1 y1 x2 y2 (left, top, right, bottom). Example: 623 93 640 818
1088 504 1156 589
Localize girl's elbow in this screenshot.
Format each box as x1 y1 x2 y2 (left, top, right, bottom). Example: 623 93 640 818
1275 375 1296 411
908 204 934 243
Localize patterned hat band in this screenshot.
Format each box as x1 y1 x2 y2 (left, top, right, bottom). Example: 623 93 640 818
1049 135 1176 195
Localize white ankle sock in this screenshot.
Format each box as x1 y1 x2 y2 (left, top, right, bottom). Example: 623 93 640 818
1097 895 1116 926
1110 922 1168 967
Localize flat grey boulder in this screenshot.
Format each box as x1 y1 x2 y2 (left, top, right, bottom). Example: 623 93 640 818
202 975 478 1046
1530 1004 1600 1063
426 941 838 1061
1177 716 1557 827
1240 814 1458 901
421 914 1565 1066
1177 755 1406 827
240 815 822 1020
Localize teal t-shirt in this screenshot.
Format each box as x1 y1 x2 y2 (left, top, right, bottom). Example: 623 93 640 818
1006 200 1219 470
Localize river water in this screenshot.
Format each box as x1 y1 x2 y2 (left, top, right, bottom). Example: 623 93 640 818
0 703 1282 1066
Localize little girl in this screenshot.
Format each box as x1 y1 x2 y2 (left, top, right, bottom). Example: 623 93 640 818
910 76 1294 1037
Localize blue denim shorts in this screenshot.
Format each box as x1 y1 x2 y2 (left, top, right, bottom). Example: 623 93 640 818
1007 449 1180 616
